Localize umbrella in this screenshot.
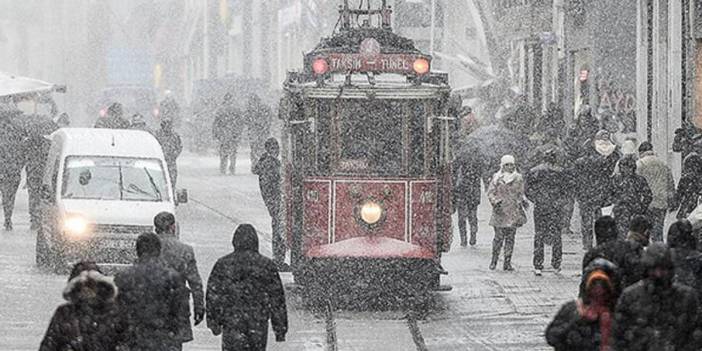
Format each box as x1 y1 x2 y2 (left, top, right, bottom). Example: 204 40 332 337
0 72 66 99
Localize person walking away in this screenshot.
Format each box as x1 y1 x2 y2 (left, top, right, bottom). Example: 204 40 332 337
114 233 187 351
487 155 528 271
206 224 288 351
453 141 484 247
0 107 26 231
612 155 653 237
545 258 618 351
613 243 699 351
24 115 58 230
672 152 702 220
252 138 287 270
154 212 205 347
526 150 572 275
574 130 620 250
213 94 243 175
155 119 183 188
39 261 127 351
637 141 676 242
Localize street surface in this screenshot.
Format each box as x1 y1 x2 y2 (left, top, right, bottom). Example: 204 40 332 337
0 150 585 350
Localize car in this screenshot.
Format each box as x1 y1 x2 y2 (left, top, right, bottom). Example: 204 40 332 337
35 128 188 272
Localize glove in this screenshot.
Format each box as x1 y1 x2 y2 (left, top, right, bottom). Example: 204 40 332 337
276 334 286 342
194 307 205 326
209 324 222 336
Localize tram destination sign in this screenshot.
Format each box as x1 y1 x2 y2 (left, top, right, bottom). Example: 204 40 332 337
323 53 425 74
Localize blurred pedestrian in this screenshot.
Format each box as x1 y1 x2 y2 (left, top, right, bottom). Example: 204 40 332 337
583 216 643 289
94 102 129 129
154 212 205 346
667 220 702 292
611 155 653 237
213 94 243 175
252 138 288 270
114 233 187 351
453 141 484 247
672 152 702 219
206 224 288 351
545 258 618 351
636 141 676 242
613 243 699 351
626 215 652 248
39 261 127 351
24 115 58 230
487 155 528 271
159 90 181 127
245 94 273 170
130 113 152 133
0 106 26 231
574 130 620 250
526 150 572 275
155 119 183 188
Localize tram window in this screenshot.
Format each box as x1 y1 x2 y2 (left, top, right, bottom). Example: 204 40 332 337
336 100 403 175
316 100 332 173
408 102 426 176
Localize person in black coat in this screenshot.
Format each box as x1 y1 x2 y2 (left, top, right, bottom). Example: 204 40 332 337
545 258 618 351
154 119 183 188
672 152 702 219
39 261 127 351
94 102 130 129
206 224 288 351
583 216 643 290
526 150 572 274
453 141 484 247
611 155 653 237
114 233 187 351
613 243 699 351
213 94 243 175
252 138 287 269
574 130 621 250
0 107 26 231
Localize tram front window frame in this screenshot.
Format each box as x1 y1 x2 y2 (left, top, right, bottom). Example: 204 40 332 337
312 98 436 177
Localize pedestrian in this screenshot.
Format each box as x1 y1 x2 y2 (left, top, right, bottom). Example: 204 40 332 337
94 102 130 129
637 141 676 242
487 155 528 271
583 216 643 289
667 219 702 292
252 138 288 270
159 91 181 127
114 233 187 351
525 149 572 275
39 261 127 351
130 113 152 133
245 94 273 170
213 93 243 175
206 224 288 351
0 106 26 231
154 212 205 347
545 258 618 351
155 118 183 188
613 243 699 351
611 155 653 237
564 105 600 161
626 215 652 248
24 115 58 230
573 129 620 250
453 141 484 247
672 152 702 219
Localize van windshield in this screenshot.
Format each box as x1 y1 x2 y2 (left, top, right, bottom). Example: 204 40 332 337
61 157 170 202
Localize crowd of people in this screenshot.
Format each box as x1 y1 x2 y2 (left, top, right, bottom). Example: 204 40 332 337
39 213 288 351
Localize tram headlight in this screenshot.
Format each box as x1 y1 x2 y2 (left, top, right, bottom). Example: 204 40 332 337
360 201 383 225
63 214 90 240
413 58 430 75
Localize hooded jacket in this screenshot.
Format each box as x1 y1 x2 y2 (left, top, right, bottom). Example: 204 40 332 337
39 270 127 351
206 224 288 339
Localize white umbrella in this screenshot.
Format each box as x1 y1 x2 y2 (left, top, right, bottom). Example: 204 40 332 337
0 72 66 98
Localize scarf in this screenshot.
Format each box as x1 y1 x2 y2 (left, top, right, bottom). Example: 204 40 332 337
576 298 612 351
595 140 616 156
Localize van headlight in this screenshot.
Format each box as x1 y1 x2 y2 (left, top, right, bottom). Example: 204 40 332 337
63 214 90 240
360 201 383 225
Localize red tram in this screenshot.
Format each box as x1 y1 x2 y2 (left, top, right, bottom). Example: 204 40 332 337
280 1 454 294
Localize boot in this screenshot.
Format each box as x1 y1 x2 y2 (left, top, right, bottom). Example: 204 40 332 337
3 219 11 231
469 231 477 246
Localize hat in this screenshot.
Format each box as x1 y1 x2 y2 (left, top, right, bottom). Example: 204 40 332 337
500 155 516 167
639 141 653 153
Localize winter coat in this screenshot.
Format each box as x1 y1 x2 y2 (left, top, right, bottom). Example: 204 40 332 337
487 172 527 228
574 149 620 207
114 256 188 350
452 147 484 209
213 106 243 145
154 129 183 183
158 234 205 343
673 153 702 219
546 259 618 351
611 173 653 222
525 163 572 207
252 152 281 215
39 270 127 351
613 279 699 351
206 229 288 341
0 110 27 177
637 151 676 210
583 230 644 289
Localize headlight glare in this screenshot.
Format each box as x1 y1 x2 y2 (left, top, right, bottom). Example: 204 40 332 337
360 201 383 225
63 215 89 239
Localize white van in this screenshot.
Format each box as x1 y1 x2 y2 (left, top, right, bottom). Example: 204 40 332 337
35 128 187 271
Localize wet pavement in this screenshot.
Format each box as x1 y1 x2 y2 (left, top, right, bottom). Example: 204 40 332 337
0 150 583 350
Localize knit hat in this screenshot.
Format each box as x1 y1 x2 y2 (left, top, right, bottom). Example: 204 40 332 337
500 154 516 167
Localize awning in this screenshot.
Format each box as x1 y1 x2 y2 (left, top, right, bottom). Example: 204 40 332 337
0 72 66 99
